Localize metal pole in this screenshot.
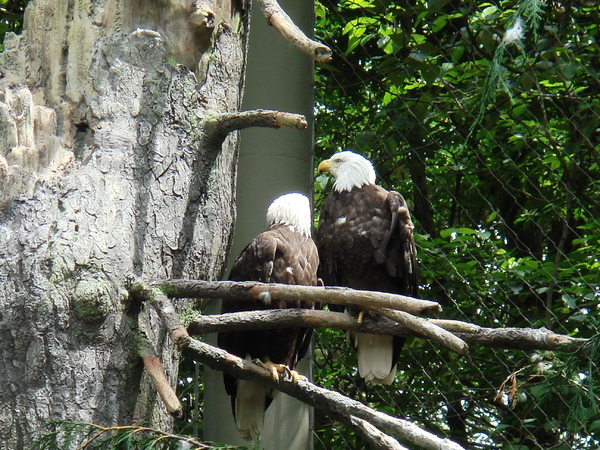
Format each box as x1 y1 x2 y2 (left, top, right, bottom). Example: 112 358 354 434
203 0 315 448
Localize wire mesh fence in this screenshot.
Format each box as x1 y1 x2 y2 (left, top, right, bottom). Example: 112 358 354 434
313 0 600 448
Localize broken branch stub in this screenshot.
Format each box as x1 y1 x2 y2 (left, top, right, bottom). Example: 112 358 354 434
258 0 333 62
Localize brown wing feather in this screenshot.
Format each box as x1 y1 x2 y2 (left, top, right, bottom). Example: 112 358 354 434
218 225 319 402
317 184 418 294
316 184 419 370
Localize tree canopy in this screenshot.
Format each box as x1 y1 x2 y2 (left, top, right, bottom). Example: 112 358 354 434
313 0 599 448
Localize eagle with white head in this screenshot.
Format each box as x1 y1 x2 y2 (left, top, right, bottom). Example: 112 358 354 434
218 192 319 440
316 151 419 384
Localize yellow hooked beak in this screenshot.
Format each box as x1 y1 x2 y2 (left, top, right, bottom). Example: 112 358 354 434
318 159 333 172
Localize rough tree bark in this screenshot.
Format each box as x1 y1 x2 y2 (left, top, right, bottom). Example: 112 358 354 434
0 0 249 447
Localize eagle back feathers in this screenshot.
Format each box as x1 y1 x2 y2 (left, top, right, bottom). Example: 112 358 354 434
218 222 319 432
317 184 418 297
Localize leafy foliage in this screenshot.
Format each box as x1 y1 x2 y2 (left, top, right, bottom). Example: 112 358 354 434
0 0 29 52
313 0 600 447
30 421 224 449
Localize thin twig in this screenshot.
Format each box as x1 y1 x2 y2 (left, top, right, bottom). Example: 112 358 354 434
78 424 208 449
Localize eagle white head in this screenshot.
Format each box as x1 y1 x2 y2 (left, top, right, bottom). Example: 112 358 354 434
318 151 376 192
266 193 312 238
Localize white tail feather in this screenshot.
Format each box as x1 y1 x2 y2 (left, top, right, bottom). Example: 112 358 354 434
354 332 397 385
235 380 268 441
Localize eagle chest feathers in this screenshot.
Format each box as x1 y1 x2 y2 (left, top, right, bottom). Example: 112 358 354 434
217 193 320 440
220 224 318 367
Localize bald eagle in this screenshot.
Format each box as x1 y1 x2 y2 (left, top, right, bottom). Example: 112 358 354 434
316 151 418 385
217 193 319 440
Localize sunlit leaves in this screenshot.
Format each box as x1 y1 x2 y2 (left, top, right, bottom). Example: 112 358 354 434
315 0 600 447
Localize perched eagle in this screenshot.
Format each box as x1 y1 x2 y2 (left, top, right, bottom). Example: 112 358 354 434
217 192 319 440
316 151 418 385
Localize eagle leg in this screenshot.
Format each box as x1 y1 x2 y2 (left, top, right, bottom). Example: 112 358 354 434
357 309 376 324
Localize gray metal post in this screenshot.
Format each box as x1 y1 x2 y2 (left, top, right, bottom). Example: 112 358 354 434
203 0 315 448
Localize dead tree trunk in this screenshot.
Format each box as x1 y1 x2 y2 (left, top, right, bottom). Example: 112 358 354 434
0 0 248 447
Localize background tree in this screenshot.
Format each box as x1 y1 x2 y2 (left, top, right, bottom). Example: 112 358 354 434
313 0 599 448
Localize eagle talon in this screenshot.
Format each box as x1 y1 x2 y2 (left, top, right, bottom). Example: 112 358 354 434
357 310 365 324
290 370 307 383
252 359 289 382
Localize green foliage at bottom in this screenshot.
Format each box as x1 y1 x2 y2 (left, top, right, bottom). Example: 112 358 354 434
31 420 244 450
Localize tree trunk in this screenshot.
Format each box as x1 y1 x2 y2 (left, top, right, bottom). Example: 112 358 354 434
0 0 248 447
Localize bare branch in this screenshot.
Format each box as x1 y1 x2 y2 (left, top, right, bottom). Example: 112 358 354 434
326 412 408 450
186 309 586 352
132 280 585 447
429 319 481 333
135 284 191 348
133 283 464 449
141 355 183 418
369 306 469 355
136 303 182 418
213 109 308 134
185 338 464 449
157 279 442 315
348 416 409 450
454 326 587 352
257 0 333 62
204 109 307 146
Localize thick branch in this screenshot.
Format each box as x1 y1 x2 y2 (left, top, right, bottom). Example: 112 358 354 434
157 279 442 315
213 109 307 134
136 309 182 418
454 326 587 352
134 284 190 348
187 309 585 352
186 338 463 450
258 0 333 62
369 306 468 354
349 416 408 450
141 355 183 418
318 412 407 450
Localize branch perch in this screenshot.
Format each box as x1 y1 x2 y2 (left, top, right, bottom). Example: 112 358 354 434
258 0 333 62
157 279 442 315
186 309 585 352
133 283 464 449
369 306 468 355
348 416 408 450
